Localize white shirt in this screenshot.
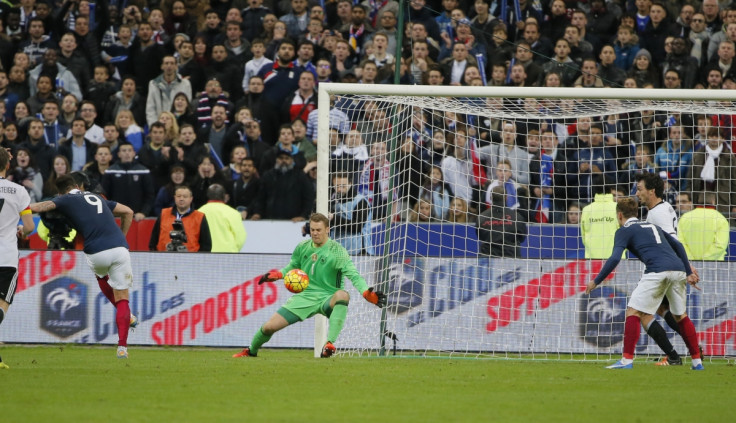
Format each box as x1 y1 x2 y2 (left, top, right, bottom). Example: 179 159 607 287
0 177 31 267
646 200 678 240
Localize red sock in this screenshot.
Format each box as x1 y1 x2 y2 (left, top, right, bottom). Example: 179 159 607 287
97 276 116 306
623 315 641 359
678 316 701 359
115 299 131 347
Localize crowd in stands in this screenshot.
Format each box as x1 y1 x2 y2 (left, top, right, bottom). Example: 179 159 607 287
2 0 735 255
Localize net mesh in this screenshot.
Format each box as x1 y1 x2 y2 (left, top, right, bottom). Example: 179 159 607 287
321 87 736 360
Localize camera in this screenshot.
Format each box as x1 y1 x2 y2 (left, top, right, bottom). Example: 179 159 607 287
40 210 74 250
166 220 189 252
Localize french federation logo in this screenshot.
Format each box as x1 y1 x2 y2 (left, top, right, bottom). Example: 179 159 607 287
578 286 627 348
40 277 88 338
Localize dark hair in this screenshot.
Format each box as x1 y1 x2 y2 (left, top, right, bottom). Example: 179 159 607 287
206 183 226 201
55 174 77 193
150 121 166 131
0 145 9 169
636 172 664 198
616 197 639 218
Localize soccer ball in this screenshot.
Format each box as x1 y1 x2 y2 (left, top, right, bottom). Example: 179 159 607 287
284 269 309 293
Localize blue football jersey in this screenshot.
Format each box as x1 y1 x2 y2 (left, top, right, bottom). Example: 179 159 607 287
594 218 691 285
52 191 129 254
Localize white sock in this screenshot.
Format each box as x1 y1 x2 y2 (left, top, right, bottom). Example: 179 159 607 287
692 358 702 366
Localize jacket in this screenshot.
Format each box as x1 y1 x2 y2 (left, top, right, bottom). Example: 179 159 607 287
198 201 247 252
477 205 527 258
149 207 212 252
146 74 193 127
101 161 155 216
580 193 619 259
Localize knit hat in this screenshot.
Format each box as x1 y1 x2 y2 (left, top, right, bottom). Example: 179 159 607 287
634 49 652 62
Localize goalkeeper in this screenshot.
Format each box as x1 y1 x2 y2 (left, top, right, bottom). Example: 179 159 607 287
233 213 386 358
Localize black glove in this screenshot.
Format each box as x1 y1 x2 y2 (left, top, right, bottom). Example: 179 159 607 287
258 269 283 284
363 287 387 308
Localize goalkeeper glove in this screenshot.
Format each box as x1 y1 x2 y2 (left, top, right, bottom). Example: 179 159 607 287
258 269 283 284
363 287 386 308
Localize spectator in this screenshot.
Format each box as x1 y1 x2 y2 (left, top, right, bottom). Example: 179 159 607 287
480 120 530 186
407 198 435 222
198 183 247 252
477 186 528 258
58 118 96 172
258 39 300 143
205 44 243 103
138 122 174 191
231 157 261 219
417 165 451 220
190 155 229 209
43 155 71 198
688 127 736 219
679 192 730 259
250 150 314 220
146 55 193 127
114 109 144 153
18 17 53 68
628 48 661 88
292 119 315 163
355 141 391 220
620 143 656 196
242 39 272 94
523 20 554 65
613 25 641 71
598 45 627 87
9 147 43 202
25 75 57 116
170 92 198 130
83 143 113 192
662 37 699 88
198 103 230 161
514 41 543 87
280 0 310 39
689 12 710 68
640 1 677 65
281 71 317 124
104 76 147 130
77 101 104 144
242 0 271 42
706 8 736 61
150 185 212 252
540 38 579 87
163 0 198 39
446 196 471 223
153 164 188 217
39 100 68 147
675 192 694 216
484 159 526 214
176 39 206 94
221 145 247 181
102 141 155 220
57 32 91 96
128 21 165 97
223 21 251 69
580 182 618 259
542 0 569 44
654 125 693 191
704 40 736 83
569 123 618 204
562 202 582 224
441 127 478 206
329 172 373 254
574 58 605 88
18 118 54 180
0 70 19 121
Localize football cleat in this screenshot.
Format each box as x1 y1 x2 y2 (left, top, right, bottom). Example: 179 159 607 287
232 347 256 358
130 314 139 331
691 363 705 371
606 359 633 369
320 342 336 358
655 356 682 366
116 346 128 359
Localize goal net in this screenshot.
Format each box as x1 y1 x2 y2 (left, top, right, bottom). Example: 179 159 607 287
316 85 736 360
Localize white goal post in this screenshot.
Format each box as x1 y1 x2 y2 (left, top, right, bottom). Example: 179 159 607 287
315 84 736 360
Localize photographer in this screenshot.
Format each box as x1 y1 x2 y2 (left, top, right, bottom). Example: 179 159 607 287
149 185 212 252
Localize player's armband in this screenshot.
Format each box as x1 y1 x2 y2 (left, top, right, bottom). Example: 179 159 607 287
20 207 32 216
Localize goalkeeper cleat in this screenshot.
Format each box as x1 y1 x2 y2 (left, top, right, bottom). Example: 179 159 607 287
116 346 128 359
130 314 139 330
655 356 682 366
691 362 705 371
232 347 256 358
320 342 336 358
606 359 633 369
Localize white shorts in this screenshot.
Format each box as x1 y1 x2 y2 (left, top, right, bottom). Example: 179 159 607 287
85 247 134 291
628 270 687 315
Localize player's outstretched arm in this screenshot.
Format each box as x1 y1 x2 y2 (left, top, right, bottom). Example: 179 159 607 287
113 203 134 235
258 269 283 284
29 201 57 213
362 287 387 308
584 280 598 295
19 212 35 237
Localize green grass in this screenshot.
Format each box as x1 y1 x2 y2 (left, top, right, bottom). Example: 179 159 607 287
1 345 733 423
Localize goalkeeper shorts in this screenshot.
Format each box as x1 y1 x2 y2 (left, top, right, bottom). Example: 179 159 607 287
278 292 337 322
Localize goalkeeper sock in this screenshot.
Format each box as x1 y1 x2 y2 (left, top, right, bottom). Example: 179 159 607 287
662 311 682 335
250 328 272 355
327 301 349 343
97 276 116 306
623 315 640 359
645 319 678 359
115 299 131 347
677 316 701 359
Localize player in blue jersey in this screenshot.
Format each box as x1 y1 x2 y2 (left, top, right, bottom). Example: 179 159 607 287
30 174 137 359
585 197 704 370
1 148 36 369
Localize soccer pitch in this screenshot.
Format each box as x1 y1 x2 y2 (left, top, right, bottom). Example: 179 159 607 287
0 345 731 422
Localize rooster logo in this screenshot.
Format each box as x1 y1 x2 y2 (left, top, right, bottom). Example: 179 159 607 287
579 286 627 348
46 286 82 319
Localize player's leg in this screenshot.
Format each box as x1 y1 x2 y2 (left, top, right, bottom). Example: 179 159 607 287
239 312 292 357
0 267 19 369
86 250 138 329
656 296 682 335
318 290 350 358
105 248 134 358
666 272 703 369
640 312 681 365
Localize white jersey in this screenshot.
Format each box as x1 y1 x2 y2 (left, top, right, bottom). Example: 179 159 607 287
0 177 32 267
646 200 678 240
